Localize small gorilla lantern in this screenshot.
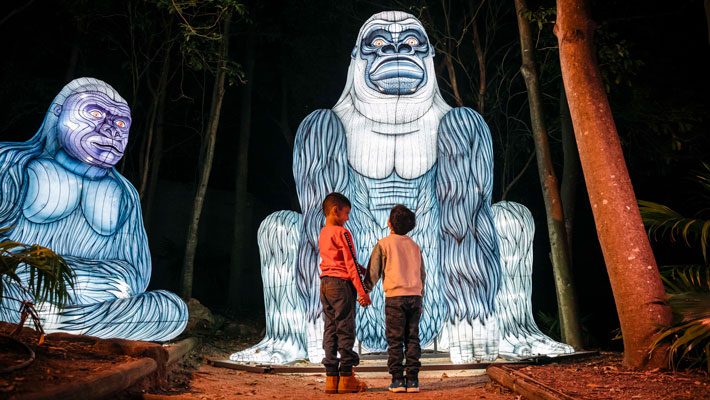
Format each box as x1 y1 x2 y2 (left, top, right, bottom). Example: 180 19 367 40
231 11 572 364
0 77 187 341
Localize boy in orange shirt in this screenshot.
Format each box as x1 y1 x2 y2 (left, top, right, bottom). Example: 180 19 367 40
319 192 371 393
365 204 426 393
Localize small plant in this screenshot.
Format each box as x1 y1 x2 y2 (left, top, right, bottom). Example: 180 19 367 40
0 226 75 340
641 163 710 373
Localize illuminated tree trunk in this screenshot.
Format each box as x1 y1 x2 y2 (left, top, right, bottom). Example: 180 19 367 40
181 14 231 299
228 34 255 308
514 0 583 349
555 0 672 369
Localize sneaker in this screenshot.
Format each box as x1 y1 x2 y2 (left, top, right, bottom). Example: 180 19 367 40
406 376 420 393
389 377 406 393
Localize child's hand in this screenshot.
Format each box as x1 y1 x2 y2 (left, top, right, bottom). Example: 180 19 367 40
357 293 372 307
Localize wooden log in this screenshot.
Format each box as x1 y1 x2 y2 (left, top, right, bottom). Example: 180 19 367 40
486 365 578 400
19 358 157 400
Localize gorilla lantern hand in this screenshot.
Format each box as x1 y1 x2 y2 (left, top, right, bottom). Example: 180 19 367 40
0 78 187 341
230 11 572 364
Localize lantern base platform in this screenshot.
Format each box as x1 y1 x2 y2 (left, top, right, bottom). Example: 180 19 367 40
211 350 598 374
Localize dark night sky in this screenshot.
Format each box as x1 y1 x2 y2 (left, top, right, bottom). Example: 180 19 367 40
1 0 708 348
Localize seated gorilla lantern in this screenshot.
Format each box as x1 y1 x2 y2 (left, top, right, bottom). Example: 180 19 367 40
0 77 187 341
231 11 572 364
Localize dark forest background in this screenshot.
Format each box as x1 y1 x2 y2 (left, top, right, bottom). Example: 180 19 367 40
1 0 708 349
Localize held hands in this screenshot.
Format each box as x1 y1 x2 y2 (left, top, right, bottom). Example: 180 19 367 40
357 293 372 307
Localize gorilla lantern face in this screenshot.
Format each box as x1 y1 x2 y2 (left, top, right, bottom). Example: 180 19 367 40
55 91 131 169
359 23 430 95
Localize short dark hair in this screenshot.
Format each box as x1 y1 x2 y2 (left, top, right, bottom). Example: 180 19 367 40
389 204 416 235
322 192 351 215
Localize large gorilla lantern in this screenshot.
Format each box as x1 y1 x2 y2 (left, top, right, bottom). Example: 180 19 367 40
231 11 572 364
0 77 187 341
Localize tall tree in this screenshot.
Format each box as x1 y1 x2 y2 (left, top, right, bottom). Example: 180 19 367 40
158 0 245 299
228 32 256 308
555 0 672 369
559 86 580 253
181 13 230 299
514 0 583 349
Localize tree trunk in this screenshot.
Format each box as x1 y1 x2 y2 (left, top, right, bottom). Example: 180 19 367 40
514 0 583 349
142 39 172 229
228 34 255 308
555 0 672 369
705 0 710 45
139 27 173 200
443 50 464 108
471 14 486 114
560 85 580 253
181 13 231 300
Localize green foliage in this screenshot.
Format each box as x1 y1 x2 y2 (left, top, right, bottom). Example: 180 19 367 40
153 0 247 85
641 164 710 373
521 6 556 31
537 311 595 346
0 227 75 309
595 27 645 93
537 310 562 341
651 291 710 373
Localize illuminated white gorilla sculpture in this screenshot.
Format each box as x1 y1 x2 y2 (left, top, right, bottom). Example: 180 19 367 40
231 11 572 364
0 78 188 341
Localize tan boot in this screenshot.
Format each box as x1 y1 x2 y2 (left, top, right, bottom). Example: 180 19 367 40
337 373 368 393
325 375 339 394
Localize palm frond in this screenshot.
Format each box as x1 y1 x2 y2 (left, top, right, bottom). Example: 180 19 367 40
659 265 710 294
0 233 75 310
638 200 710 264
651 291 710 373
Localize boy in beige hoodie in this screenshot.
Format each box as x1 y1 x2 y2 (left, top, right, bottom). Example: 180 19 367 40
364 204 426 393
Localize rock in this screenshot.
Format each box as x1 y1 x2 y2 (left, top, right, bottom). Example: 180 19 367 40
184 298 214 334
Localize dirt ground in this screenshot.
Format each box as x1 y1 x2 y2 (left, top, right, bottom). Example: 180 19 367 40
146 336 710 400
0 323 141 398
145 362 517 400
3 320 709 400
142 334 518 399
507 352 710 400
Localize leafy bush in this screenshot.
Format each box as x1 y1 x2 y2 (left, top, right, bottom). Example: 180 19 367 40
0 227 75 336
641 163 710 373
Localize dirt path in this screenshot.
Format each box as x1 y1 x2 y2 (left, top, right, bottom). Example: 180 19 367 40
146 362 518 399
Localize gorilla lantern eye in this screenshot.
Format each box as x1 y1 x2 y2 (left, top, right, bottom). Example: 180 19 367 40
90 110 103 118
373 39 385 47
116 121 126 128
406 38 419 46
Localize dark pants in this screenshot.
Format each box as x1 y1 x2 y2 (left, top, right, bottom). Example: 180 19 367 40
385 295 422 378
320 276 359 376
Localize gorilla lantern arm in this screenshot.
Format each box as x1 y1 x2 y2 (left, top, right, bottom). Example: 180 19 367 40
436 107 502 362
292 109 350 362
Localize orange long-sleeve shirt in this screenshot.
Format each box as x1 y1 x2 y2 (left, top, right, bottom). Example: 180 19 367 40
319 225 367 297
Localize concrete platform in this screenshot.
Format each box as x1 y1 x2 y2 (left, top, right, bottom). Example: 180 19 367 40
211 351 598 376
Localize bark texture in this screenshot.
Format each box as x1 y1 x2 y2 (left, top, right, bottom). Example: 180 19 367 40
515 0 583 349
555 0 672 369
181 14 231 299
